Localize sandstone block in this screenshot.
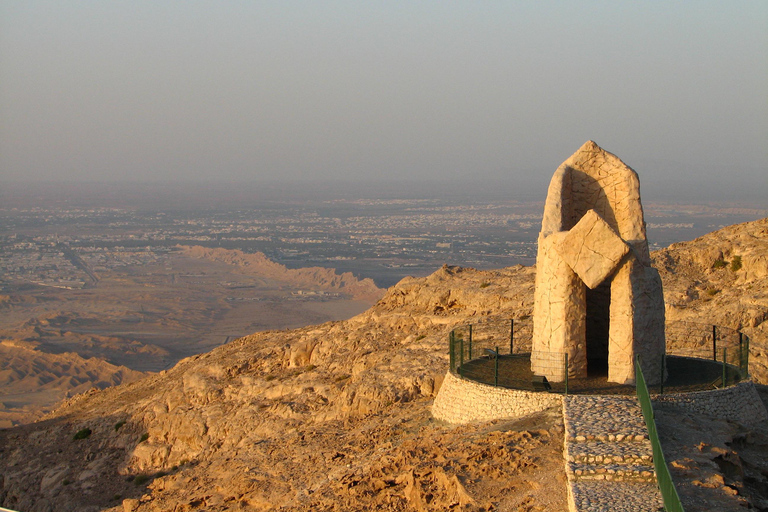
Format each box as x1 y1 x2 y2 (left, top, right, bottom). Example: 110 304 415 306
555 209 628 289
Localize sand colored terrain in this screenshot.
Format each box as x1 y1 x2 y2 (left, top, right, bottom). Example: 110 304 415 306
1 220 768 511
0 339 145 428
1 264 566 511
0 249 383 427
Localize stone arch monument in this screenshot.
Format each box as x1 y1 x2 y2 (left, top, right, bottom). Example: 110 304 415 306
531 141 665 385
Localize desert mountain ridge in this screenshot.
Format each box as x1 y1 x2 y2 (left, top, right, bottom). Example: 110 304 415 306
178 246 384 302
1 218 768 511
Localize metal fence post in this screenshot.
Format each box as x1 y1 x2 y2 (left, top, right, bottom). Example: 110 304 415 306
459 336 464 378
494 346 499 387
660 353 665 395
564 353 569 396
449 331 455 372
468 324 473 360
510 318 514 355
722 347 727 388
712 325 717 361
745 335 750 377
739 332 744 376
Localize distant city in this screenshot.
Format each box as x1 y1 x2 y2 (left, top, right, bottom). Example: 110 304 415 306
1 188 765 289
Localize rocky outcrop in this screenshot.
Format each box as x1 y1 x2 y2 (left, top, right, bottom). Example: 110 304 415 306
652 217 768 382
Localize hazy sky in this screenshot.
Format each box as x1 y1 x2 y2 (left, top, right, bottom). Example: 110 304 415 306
1 1 766 197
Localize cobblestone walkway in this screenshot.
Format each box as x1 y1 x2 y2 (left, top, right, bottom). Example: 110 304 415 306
563 395 664 512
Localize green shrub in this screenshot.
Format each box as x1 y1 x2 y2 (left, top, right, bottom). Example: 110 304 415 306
730 255 742 272
713 258 727 269
415 334 426 341
114 420 126 431
62 479 71 486
334 374 350 382
73 428 92 440
139 433 149 443
479 282 491 288
133 474 150 486
705 288 721 297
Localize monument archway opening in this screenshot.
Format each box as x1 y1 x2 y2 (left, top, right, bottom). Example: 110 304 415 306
585 280 611 377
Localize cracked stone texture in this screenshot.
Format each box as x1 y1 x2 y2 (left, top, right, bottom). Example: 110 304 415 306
532 141 665 384
555 209 629 290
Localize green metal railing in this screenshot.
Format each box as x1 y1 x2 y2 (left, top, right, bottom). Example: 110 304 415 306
665 322 750 377
448 317 570 392
636 356 684 512
449 318 751 395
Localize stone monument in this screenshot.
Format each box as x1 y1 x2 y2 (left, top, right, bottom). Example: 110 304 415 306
531 141 665 385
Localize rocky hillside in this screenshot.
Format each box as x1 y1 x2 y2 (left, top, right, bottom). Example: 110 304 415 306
2 218 768 512
652 217 768 381
2 265 568 512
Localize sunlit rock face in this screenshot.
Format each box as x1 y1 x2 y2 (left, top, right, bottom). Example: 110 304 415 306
531 141 665 385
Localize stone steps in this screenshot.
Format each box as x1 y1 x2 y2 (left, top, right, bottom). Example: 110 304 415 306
570 481 664 512
568 462 656 483
567 439 653 466
563 395 663 511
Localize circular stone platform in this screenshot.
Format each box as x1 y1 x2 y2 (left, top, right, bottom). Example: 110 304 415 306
432 355 766 426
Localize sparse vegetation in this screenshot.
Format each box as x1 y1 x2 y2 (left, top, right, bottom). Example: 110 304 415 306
114 420 126 431
304 364 317 371
730 255 742 272
139 433 149 443
62 479 71 486
133 474 150 486
705 287 721 297
479 282 491 288
282 368 304 380
111 494 122 501
264 374 276 381
73 428 92 440
334 374 350 382
713 258 727 269
415 334 426 341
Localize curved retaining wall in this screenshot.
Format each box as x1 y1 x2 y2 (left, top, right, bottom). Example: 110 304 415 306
432 372 767 426
431 371 562 424
653 380 768 427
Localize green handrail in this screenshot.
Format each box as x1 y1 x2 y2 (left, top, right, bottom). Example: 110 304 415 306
636 356 685 512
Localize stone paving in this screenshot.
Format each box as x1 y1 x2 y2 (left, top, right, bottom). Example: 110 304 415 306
563 395 664 512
